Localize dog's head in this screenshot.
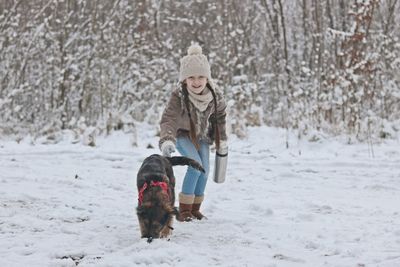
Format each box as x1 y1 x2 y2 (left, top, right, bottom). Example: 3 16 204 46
137 185 178 241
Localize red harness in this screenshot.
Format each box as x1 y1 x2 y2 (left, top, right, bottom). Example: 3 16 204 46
138 181 169 205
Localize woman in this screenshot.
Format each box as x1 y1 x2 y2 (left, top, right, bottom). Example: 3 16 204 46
159 44 228 221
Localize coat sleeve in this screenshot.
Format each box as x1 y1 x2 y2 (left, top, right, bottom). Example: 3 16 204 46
215 90 228 141
159 89 182 148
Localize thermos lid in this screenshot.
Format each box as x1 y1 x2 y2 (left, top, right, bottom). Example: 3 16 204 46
216 151 228 157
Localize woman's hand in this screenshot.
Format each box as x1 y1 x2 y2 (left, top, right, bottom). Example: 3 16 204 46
218 140 228 154
161 140 176 157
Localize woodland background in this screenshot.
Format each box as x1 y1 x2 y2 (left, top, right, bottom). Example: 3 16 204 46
1 0 399 143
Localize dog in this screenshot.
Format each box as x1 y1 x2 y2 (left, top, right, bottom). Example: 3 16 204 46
136 154 205 243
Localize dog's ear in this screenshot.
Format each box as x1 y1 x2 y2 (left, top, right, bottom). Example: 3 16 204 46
162 203 178 216
162 203 173 213
167 206 179 217
172 207 179 216
137 205 147 216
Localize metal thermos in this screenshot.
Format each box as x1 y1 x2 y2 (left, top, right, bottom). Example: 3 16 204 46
213 148 228 183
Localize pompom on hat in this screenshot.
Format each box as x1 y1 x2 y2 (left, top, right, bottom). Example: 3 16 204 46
179 44 211 82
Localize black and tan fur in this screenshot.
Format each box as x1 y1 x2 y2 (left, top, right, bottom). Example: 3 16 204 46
136 154 204 242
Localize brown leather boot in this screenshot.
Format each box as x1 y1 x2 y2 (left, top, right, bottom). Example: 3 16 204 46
192 195 206 220
178 193 194 222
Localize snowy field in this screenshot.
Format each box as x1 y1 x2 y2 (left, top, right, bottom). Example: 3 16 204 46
1 125 400 267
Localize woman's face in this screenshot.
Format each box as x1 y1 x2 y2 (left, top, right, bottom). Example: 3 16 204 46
185 76 207 94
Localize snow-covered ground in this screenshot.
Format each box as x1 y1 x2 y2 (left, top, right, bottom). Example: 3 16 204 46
1 125 400 267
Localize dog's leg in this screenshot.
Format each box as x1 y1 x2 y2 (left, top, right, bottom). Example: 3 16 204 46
138 217 146 238
160 216 174 238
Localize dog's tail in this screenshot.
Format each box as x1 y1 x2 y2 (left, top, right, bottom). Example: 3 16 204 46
167 156 205 173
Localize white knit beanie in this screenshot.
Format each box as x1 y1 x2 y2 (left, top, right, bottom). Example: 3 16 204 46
179 44 211 82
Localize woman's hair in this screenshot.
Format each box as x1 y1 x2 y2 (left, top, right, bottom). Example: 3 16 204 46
207 83 221 150
181 82 200 149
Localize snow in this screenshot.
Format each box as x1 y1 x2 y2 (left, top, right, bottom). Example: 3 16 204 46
1 125 400 267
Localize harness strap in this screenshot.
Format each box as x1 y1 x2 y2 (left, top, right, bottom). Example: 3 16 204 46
138 181 169 205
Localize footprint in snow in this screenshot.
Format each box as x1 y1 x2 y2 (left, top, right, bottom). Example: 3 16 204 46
273 253 305 263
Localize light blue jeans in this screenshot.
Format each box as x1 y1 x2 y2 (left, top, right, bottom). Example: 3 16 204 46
176 136 210 196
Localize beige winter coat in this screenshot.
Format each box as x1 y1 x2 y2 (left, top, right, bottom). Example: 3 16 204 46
159 83 227 148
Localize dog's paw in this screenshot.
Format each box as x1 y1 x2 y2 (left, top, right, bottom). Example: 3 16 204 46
160 227 172 238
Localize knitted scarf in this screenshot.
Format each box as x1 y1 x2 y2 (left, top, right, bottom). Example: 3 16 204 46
187 87 213 112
